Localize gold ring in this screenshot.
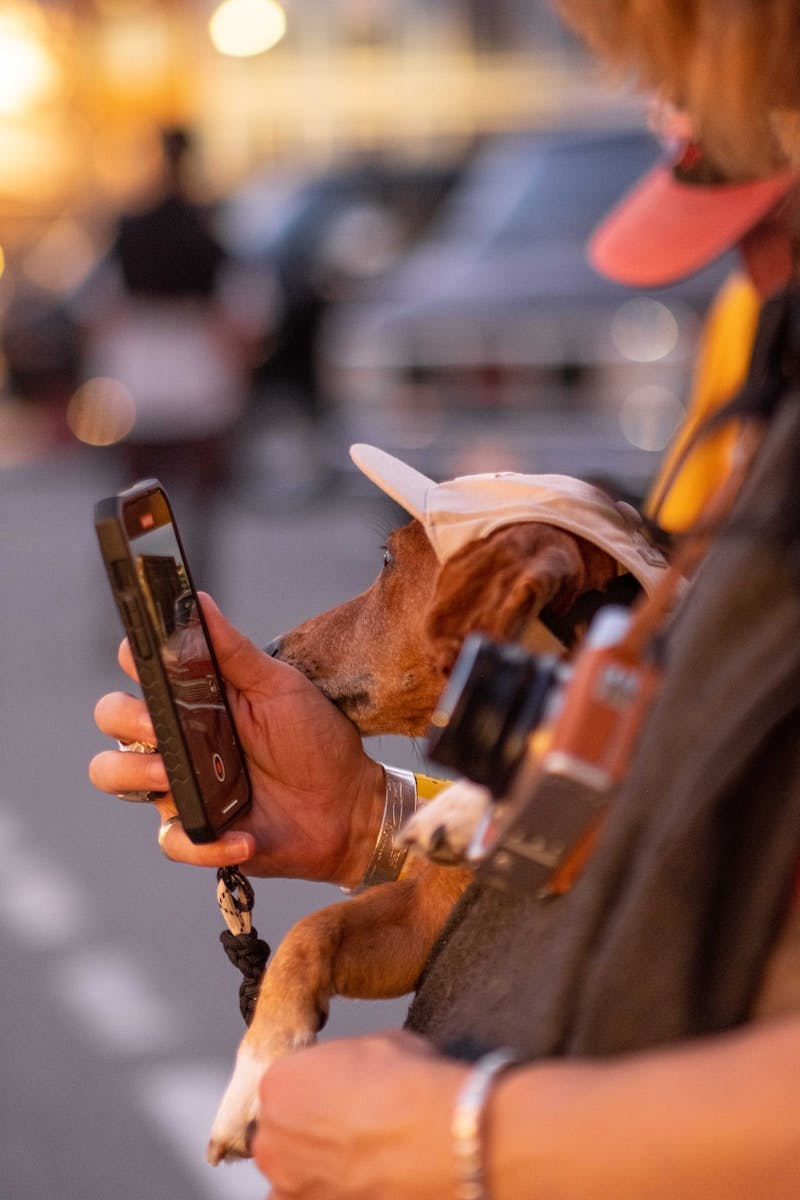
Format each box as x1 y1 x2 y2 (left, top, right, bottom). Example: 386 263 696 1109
157 814 182 856
117 739 157 754
115 739 162 803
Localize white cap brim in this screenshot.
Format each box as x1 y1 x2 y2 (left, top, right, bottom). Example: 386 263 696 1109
349 443 433 522
349 443 668 593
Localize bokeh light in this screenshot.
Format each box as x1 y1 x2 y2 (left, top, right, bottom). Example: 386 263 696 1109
21 218 97 293
611 297 680 363
66 377 137 446
0 4 61 116
619 384 684 452
208 0 286 58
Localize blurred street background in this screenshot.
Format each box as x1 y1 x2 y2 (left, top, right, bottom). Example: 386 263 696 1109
0 440 421 1200
0 1 729 1197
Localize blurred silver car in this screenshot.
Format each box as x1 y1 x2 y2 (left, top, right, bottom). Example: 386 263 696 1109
321 126 734 494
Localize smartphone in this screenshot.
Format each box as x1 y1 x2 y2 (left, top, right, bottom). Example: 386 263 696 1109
94 479 252 843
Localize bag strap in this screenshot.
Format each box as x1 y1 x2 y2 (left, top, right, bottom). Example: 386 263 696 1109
647 283 800 532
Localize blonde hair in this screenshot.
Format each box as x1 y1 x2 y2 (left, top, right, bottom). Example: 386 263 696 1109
554 0 800 174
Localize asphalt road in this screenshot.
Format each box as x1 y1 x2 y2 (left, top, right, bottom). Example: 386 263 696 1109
0 435 420 1200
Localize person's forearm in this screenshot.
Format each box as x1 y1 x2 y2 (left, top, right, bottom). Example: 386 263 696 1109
489 1015 800 1200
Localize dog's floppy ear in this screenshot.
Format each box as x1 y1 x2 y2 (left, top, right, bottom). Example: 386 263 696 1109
426 522 618 676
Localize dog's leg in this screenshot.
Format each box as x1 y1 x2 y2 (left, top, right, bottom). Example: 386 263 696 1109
207 862 468 1164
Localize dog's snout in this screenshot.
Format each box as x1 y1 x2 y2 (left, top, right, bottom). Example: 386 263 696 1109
263 636 283 659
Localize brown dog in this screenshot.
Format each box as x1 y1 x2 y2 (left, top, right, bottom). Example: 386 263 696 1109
206 445 668 1164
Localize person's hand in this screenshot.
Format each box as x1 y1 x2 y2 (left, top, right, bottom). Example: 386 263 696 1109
253 1031 467 1200
89 594 385 886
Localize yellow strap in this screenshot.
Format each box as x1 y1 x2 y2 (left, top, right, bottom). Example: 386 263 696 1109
645 272 761 532
414 772 451 802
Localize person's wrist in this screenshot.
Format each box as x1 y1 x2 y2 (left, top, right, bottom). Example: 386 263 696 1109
451 1049 519 1200
335 759 388 889
338 762 418 892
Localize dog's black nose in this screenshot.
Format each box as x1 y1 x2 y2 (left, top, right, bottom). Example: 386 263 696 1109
263 636 283 658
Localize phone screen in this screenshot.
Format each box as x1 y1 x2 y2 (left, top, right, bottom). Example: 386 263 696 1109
123 491 248 827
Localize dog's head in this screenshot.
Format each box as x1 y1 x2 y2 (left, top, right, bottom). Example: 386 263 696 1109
269 518 440 737
270 516 623 738
268 446 668 738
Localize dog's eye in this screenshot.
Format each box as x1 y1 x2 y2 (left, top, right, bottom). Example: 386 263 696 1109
381 545 394 569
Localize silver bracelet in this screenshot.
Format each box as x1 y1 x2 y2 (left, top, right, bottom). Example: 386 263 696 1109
342 764 418 893
451 1048 519 1200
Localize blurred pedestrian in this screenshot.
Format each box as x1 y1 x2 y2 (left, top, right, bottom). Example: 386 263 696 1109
76 125 263 585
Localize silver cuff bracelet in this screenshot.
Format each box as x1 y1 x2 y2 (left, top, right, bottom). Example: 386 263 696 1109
451 1048 519 1200
343 764 418 893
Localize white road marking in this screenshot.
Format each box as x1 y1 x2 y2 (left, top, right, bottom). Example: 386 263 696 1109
0 800 266 1196
48 946 180 1055
0 806 93 948
134 1062 270 1199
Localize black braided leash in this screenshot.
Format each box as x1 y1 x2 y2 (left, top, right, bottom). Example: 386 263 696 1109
216 866 271 1026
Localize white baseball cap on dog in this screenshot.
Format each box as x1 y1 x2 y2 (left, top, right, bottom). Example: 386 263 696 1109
350 444 668 594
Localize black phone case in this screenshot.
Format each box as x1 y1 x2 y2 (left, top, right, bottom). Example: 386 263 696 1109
94 479 251 843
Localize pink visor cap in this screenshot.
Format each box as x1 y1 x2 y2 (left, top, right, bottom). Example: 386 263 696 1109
589 142 795 287
350 444 668 594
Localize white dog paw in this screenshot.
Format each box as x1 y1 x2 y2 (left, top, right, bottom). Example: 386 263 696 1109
207 1045 266 1165
400 780 491 864
206 1031 315 1165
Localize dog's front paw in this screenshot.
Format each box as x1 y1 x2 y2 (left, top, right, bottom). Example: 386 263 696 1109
400 780 491 864
207 1031 316 1165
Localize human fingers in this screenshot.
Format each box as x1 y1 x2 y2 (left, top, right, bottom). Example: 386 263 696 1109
94 690 156 746
117 637 140 684
89 742 169 797
197 593 274 690
254 1034 462 1200
155 812 255 867
87 739 255 866
91 688 162 798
